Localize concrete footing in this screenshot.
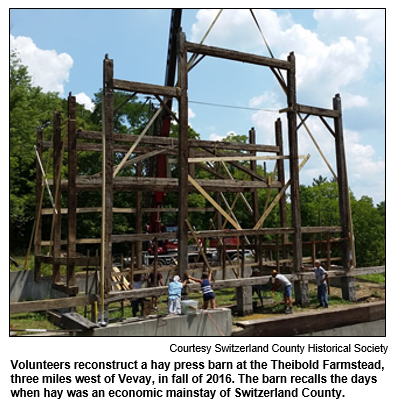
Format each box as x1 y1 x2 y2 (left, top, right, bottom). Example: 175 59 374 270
77 308 232 337
341 276 357 301
233 301 385 336
236 286 253 316
294 280 310 307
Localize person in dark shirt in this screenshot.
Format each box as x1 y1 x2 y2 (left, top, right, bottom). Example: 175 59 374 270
187 270 216 310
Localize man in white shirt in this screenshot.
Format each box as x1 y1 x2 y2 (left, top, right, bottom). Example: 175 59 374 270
271 270 293 314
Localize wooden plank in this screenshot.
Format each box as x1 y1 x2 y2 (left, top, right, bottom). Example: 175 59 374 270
186 41 291 70
75 130 279 153
61 312 99 330
52 111 62 284
177 30 190 276
334 94 351 269
101 56 114 294
56 176 282 192
188 155 295 163
10 295 96 314
41 206 213 215
37 225 339 246
34 129 43 281
103 268 372 304
67 94 77 288
113 105 164 177
254 154 310 229
188 175 241 230
113 78 180 98
297 104 339 118
286 53 302 272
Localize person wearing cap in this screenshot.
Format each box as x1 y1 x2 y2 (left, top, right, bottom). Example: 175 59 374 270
167 274 188 315
302 260 329 308
271 270 293 314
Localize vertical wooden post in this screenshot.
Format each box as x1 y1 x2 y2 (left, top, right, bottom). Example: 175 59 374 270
286 52 302 272
177 30 189 276
136 162 143 271
153 238 159 285
326 232 331 270
67 94 77 289
249 127 261 270
102 55 114 294
311 233 316 265
34 129 43 282
52 111 62 284
275 234 280 272
275 118 288 258
249 127 259 224
333 94 351 270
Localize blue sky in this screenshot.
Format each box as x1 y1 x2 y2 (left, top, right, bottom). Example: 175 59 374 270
9 8 385 204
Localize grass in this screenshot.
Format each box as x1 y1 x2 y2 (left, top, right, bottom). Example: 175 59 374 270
356 273 385 283
10 273 385 335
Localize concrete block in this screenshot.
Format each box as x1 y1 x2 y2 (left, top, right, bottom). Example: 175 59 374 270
78 308 232 337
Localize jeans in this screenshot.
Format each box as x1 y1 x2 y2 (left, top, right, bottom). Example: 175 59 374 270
131 298 143 317
317 284 328 307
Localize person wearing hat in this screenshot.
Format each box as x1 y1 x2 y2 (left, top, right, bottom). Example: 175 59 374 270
271 270 293 314
302 260 329 308
167 274 188 315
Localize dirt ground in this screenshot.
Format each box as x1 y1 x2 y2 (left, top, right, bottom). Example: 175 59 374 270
349 278 386 303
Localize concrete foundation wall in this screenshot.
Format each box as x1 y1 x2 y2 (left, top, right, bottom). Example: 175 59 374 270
77 308 232 337
10 270 94 302
233 302 385 337
298 319 385 336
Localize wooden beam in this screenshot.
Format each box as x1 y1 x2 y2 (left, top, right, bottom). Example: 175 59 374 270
177 30 189 275
10 295 97 314
67 94 77 288
297 104 339 118
188 155 297 163
254 154 310 229
113 78 180 98
101 56 114 294
188 175 241 230
186 41 291 70
56 176 282 192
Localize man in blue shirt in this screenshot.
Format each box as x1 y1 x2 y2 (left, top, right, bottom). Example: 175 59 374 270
302 260 329 308
167 274 188 315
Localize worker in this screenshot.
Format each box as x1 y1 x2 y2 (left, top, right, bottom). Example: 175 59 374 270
130 273 146 317
167 274 188 315
148 271 164 310
271 270 293 314
187 270 216 310
302 260 329 308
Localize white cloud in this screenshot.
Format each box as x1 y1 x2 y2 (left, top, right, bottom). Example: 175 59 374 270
10 34 73 95
188 107 196 119
208 131 237 141
191 9 384 202
75 93 94 112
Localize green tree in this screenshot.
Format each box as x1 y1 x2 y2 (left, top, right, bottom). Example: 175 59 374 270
351 196 385 266
10 51 62 250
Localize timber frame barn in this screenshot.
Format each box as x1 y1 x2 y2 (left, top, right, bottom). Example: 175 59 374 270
33 11 354 315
